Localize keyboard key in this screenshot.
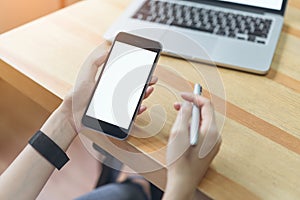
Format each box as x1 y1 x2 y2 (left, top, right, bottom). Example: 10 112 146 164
228 32 236 38
238 28 245 34
248 35 256 42
248 31 267 38
216 30 226 35
257 40 266 44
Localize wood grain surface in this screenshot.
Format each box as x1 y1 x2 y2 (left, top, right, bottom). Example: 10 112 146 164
0 0 299 199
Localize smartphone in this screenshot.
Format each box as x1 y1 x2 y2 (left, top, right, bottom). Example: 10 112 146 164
82 32 162 140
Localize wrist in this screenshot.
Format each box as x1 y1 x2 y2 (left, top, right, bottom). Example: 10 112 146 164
41 106 77 151
163 176 196 200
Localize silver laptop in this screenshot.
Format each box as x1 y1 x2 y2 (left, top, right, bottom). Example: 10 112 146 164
104 0 288 74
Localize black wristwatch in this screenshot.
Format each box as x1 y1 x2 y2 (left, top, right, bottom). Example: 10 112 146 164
29 130 69 170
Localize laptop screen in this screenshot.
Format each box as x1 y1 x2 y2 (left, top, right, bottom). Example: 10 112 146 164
218 0 283 10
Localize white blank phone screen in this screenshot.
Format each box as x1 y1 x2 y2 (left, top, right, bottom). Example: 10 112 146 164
86 41 157 129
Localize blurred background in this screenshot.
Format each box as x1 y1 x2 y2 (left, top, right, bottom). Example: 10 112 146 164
0 0 100 199
0 0 79 33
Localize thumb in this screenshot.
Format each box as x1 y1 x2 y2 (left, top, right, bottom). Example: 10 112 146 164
87 52 107 81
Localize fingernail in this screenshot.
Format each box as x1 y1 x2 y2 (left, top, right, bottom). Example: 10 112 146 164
147 86 153 91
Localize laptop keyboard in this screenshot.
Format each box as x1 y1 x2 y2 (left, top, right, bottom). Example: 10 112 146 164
132 0 273 45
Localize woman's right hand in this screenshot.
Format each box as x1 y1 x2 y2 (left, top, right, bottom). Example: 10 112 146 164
163 93 221 200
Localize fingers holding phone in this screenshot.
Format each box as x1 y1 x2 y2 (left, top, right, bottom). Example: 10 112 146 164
138 76 159 115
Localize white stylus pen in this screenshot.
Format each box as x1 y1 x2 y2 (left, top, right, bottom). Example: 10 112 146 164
190 83 202 146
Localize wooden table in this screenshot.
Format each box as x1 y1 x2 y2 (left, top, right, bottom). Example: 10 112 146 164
1 0 300 199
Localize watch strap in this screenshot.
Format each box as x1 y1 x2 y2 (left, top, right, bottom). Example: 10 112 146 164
29 130 69 170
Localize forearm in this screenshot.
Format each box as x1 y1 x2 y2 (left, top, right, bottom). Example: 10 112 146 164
0 106 76 199
0 145 56 199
